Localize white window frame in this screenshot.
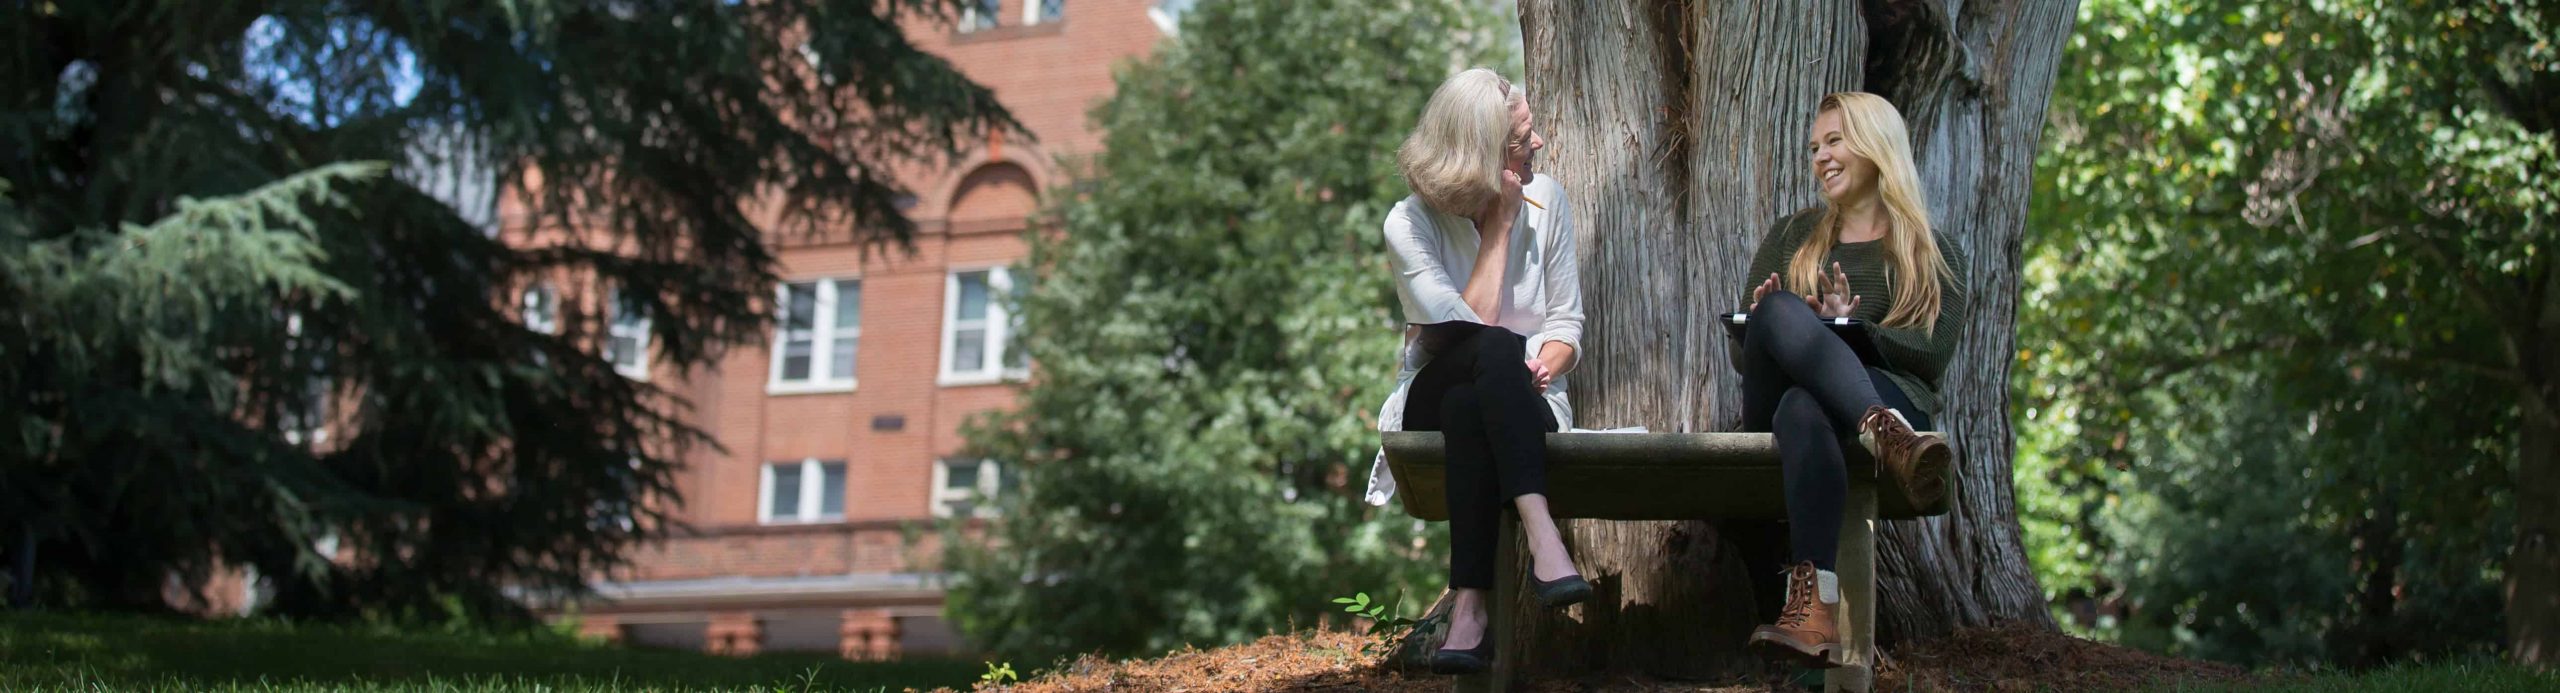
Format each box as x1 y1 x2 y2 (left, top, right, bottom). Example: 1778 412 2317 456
758 459 847 524
521 284 559 335
607 287 652 380
767 277 861 394
1023 0 1062 25
958 0 1000 32
930 458 1006 519
938 266 1027 386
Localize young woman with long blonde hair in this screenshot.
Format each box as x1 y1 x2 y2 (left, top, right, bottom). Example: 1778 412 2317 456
1733 92 1967 668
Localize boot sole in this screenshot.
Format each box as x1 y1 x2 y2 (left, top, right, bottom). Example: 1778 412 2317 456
1861 433 1953 505
1907 437 1951 503
1747 631 1843 669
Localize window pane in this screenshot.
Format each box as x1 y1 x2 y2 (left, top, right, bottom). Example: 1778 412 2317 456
966 0 999 29
768 464 802 520
834 281 861 330
955 272 989 321
829 281 860 381
614 289 649 330
610 288 650 370
1039 0 1064 21
953 329 986 373
522 286 557 334
777 283 816 381
943 460 980 492
828 337 857 381
609 334 643 366
817 462 846 518
783 343 813 381
784 283 817 331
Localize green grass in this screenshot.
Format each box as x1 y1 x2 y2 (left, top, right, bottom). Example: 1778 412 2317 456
2145 656 2554 693
0 611 986 692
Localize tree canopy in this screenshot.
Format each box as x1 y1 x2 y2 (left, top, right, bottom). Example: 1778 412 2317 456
2 0 1013 621
946 0 1511 662
2018 0 2555 666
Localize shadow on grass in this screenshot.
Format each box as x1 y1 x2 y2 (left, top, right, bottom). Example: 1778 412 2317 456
0 611 983 692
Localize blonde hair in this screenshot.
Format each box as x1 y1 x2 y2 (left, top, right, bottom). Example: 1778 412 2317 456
1791 92 1952 334
1397 68 1524 216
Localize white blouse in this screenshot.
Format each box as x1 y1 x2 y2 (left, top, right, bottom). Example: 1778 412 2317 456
1367 174 1585 506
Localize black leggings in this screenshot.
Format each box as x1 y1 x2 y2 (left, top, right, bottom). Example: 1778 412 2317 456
1738 292 1929 574
1403 323 1558 590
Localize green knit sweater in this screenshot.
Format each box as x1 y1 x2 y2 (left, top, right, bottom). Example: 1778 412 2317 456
1739 209 1971 420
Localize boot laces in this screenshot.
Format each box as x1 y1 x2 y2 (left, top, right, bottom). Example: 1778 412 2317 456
1776 568 1819 628
1863 406 1905 439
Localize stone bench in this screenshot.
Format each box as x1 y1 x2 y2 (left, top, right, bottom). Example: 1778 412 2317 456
1380 431 1955 693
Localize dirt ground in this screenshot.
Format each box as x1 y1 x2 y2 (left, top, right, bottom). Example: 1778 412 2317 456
963 623 2253 692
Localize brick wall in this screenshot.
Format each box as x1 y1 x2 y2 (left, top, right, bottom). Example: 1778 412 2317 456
501 1 1164 657
620 523 948 582
666 0 1160 552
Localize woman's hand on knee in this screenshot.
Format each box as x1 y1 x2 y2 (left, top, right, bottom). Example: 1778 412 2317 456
1748 273 1783 312
1524 358 1554 392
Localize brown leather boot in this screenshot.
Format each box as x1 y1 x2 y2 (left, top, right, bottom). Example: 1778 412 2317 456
1859 405 1952 508
1748 562 1841 668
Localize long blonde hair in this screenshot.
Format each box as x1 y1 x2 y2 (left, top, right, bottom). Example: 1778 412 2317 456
1790 92 1952 334
1397 68 1523 216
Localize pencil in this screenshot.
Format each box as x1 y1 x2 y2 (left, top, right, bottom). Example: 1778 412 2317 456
1523 196 1545 210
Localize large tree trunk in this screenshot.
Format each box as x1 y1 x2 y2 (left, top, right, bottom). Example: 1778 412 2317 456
1857 0 2077 641
2518 413 2555 669
1516 0 2076 677
2513 267 2559 668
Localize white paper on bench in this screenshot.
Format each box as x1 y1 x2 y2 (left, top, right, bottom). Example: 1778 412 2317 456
1565 426 1650 434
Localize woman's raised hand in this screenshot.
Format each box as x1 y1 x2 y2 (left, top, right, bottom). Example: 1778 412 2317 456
1478 169 1527 237
1815 262 1860 318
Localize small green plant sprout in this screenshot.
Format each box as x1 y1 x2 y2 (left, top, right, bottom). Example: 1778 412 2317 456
1332 592 1389 621
980 660 1020 685
1329 591 1421 661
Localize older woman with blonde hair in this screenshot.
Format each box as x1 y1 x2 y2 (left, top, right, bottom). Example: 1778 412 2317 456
1733 92 1967 668
1364 68 1588 676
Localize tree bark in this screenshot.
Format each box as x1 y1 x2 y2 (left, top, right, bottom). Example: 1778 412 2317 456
1858 0 2076 642
2512 263 2558 668
2517 413 2555 669
1516 0 2076 677
1514 0 1753 676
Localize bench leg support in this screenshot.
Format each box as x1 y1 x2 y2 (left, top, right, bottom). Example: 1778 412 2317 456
1455 518 1520 693
1825 485 1879 693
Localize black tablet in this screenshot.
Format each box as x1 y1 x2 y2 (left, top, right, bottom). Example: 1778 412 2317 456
1720 312 1891 369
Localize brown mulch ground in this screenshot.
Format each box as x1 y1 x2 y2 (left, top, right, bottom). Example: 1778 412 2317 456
958 623 2253 692
1875 624 2251 693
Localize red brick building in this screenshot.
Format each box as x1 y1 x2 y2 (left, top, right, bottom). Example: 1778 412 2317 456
509 0 1175 659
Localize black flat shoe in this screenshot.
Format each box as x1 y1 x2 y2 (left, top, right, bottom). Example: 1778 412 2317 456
1531 572 1592 608
1430 642 1494 675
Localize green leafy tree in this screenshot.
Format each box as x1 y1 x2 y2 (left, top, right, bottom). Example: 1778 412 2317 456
2 1 1012 620
2018 0 2554 666
945 0 1509 661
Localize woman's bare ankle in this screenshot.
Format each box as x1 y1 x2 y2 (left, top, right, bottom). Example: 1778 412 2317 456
1442 590 1489 649
1529 540 1579 581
